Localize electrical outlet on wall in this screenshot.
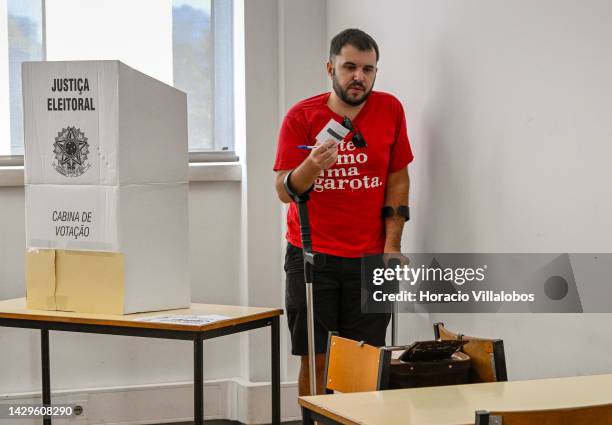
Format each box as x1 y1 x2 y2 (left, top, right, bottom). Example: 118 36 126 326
50 394 88 425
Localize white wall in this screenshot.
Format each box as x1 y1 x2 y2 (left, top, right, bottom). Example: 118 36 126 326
278 0 328 382
0 0 328 422
327 0 612 380
5 0 612 421
241 0 283 386
0 182 242 393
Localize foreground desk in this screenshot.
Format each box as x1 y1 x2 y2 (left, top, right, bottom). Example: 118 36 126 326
300 373 612 425
0 298 283 425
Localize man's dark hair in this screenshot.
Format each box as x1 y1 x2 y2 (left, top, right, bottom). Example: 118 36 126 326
329 28 379 62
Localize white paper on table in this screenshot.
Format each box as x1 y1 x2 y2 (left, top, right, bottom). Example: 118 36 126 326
139 314 230 326
315 118 350 143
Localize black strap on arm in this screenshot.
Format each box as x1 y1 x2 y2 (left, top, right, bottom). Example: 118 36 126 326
283 169 313 203
381 205 410 221
381 206 394 219
397 205 410 222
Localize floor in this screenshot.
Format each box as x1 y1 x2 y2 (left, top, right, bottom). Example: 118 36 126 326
166 421 301 425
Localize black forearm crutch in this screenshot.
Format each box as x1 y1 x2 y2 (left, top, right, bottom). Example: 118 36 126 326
283 171 325 396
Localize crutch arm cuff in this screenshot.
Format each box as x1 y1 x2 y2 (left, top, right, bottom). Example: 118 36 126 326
284 169 314 202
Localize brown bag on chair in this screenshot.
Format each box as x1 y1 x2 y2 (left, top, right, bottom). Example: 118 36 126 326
387 340 471 389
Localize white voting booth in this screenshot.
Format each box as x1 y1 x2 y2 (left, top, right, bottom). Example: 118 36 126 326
22 60 190 314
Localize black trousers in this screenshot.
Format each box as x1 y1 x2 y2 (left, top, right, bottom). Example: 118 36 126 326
284 243 391 355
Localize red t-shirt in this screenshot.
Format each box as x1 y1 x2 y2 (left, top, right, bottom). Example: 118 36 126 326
274 91 414 258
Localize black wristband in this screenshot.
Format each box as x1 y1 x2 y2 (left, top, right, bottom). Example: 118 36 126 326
381 205 410 221
397 205 410 222
381 206 394 219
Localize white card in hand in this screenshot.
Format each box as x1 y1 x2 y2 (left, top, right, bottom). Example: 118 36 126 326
315 118 350 143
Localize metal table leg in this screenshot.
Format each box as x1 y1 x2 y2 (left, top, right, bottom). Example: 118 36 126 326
301 406 314 425
194 335 203 425
271 316 280 425
41 328 51 425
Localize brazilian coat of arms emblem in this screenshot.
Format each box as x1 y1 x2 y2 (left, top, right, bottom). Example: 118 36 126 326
52 126 91 177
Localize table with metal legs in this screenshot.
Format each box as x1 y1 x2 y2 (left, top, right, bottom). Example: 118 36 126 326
0 298 282 425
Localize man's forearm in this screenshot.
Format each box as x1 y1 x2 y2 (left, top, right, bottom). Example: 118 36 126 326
275 140 338 203
287 158 322 194
275 159 322 203
383 168 410 252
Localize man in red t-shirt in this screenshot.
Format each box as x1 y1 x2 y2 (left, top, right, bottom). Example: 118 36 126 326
273 28 414 396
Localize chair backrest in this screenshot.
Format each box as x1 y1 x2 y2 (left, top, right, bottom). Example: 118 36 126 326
323 332 391 393
434 322 507 383
475 403 612 425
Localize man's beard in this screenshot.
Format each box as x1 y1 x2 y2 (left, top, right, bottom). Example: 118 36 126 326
332 71 375 106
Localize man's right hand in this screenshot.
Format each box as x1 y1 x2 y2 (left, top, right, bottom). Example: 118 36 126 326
307 139 338 171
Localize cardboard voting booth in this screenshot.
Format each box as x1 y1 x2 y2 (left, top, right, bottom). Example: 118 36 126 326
22 60 190 314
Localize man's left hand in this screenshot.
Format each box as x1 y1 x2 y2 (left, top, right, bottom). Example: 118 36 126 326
383 245 409 268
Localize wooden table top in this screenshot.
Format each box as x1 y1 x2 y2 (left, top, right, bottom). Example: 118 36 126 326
299 373 612 425
0 297 283 332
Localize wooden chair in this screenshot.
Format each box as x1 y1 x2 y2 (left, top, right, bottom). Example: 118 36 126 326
434 322 507 383
475 403 612 425
303 333 393 424
323 331 392 393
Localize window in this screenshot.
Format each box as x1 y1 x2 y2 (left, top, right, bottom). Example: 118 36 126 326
173 0 213 151
173 0 235 155
2 0 43 156
0 0 235 160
